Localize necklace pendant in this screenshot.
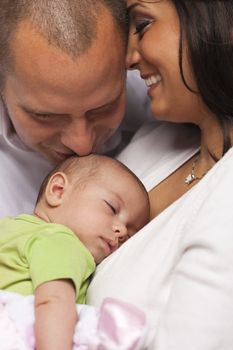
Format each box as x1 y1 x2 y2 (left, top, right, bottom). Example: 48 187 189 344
185 173 195 185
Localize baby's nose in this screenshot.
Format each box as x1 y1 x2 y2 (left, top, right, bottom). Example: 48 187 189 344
113 223 128 244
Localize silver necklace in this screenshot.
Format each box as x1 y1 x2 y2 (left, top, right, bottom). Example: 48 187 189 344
184 155 209 185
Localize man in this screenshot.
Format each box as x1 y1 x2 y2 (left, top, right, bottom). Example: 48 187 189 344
0 0 150 217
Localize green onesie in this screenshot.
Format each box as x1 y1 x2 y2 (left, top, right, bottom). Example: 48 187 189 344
0 214 95 303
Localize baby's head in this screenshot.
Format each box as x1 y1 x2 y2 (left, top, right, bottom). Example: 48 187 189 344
35 154 150 264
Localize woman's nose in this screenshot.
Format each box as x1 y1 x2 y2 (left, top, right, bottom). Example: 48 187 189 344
126 35 141 70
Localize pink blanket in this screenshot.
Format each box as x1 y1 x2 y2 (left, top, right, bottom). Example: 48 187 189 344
0 291 147 350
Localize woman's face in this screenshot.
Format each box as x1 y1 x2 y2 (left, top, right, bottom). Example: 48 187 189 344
126 0 205 124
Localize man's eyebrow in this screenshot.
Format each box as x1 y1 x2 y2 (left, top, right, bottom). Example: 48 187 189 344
20 83 124 115
90 89 124 113
21 105 69 117
90 100 116 112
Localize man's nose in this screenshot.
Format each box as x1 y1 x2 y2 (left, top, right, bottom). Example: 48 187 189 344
61 119 94 156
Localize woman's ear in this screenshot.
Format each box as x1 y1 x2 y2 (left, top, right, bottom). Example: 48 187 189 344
44 172 68 207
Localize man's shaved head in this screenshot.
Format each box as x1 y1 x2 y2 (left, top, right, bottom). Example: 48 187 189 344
0 0 127 79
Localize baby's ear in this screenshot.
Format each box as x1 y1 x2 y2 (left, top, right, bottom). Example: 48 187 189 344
45 172 68 207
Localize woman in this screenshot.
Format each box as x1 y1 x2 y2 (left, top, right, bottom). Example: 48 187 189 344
87 1 233 349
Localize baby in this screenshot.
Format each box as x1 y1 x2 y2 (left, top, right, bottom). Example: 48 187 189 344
0 154 150 350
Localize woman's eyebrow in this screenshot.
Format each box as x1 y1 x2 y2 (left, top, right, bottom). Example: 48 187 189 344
127 3 137 11
127 2 147 15
127 3 139 14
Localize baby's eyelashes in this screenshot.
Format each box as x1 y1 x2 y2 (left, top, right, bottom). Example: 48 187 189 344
104 200 117 215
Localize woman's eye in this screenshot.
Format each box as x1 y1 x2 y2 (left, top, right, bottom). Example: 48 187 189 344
134 20 152 38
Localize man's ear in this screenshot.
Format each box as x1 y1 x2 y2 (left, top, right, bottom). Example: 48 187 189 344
44 172 68 207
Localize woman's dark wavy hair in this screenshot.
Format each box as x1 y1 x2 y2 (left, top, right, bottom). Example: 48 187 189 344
174 0 233 155
143 0 233 155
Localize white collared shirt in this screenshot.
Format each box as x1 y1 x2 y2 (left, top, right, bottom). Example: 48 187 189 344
0 101 53 217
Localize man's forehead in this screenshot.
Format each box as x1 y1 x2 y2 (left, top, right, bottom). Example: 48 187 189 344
10 14 126 90
11 6 126 60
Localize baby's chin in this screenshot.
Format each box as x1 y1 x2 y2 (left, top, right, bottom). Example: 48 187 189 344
93 251 107 266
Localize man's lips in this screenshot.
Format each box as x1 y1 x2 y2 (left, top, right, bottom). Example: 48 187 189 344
53 150 75 160
56 151 73 156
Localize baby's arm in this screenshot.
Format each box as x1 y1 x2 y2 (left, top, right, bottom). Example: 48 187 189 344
34 279 77 350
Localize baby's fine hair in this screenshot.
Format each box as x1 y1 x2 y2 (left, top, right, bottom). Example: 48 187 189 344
36 154 148 204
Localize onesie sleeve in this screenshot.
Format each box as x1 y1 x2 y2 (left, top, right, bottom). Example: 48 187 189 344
152 162 233 349
24 229 95 301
